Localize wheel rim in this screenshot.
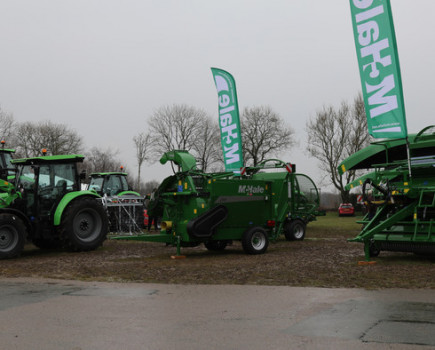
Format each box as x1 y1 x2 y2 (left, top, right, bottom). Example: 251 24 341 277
251 231 266 251
73 208 103 242
0 225 19 252
293 223 304 240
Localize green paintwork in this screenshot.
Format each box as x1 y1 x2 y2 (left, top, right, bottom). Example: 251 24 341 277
338 126 435 175
117 190 141 197
113 150 321 254
53 191 101 226
339 126 435 260
159 150 197 172
90 172 127 177
11 154 85 164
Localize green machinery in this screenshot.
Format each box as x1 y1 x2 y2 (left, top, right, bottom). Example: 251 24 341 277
115 150 321 255
87 170 144 233
88 170 140 198
339 125 435 261
0 141 16 180
0 154 108 259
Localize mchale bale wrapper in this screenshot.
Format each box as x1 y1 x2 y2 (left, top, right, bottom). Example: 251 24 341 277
114 150 322 256
339 125 435 261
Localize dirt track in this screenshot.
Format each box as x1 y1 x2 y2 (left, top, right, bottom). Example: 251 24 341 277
1 225 435 289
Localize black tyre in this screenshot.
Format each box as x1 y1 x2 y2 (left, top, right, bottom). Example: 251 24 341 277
242 227 269 255
61 197 108 251
0 214 26 259
284 220 306 241
32 238 62 250
204 240 228 251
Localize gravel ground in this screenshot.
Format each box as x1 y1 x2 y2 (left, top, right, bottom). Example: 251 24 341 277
1 221 435 289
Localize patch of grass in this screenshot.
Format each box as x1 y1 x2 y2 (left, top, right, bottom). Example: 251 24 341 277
308 211 362 239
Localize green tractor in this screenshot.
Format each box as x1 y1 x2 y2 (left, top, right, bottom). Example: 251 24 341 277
114 150 321 255
87 169 140 197
0 141 16 180
0 154 108 259
339 125 435 261
87 170 144 233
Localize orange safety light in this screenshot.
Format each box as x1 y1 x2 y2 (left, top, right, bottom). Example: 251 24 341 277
42 148 47 155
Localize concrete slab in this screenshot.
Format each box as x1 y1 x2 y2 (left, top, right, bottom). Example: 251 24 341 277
0 278 434 350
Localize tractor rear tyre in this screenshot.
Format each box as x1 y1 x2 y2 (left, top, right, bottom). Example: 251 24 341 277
284 220 306 241
242 227 269 255
0 214 26 259
61 197 108 251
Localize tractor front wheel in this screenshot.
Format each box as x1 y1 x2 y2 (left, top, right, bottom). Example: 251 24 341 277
61 197 108 251
242 227 269 255
284 220 306 241
0 214 26 259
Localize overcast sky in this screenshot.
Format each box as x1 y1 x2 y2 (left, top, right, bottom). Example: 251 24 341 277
1 1 434 191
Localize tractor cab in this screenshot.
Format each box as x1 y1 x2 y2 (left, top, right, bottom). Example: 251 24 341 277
12 155 84 220
88 172 136 197
0 142 16 180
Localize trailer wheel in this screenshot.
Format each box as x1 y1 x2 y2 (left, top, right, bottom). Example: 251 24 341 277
242 227 269 255
284 220 306 241
61 197 108 251
205 240 228 251
0 214 26 259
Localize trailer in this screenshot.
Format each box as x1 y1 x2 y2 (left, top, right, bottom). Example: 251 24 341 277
113 150 321 255
338 125 435 261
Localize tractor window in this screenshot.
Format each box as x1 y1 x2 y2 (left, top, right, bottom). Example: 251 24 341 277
38 165 52 188
119 176 129 191
16 165 37 212
0 152 14 176
37 164 76 198
89 177 104 193
103 175 123 196
53 164 76 191
17 165 36 189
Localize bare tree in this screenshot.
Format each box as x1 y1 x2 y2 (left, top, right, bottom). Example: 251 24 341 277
0 107 15 142
133 132 152 191
83 146 121 174
306 93 370 202
13 123 36 157
147 104 205 157
14 120 82 157
143 180 160 196
241 106 295 166
191 116 222 172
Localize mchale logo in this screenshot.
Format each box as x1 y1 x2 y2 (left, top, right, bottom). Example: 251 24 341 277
238 185 265 194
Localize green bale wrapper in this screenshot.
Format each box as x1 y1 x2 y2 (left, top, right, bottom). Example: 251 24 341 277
113 150 322 256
